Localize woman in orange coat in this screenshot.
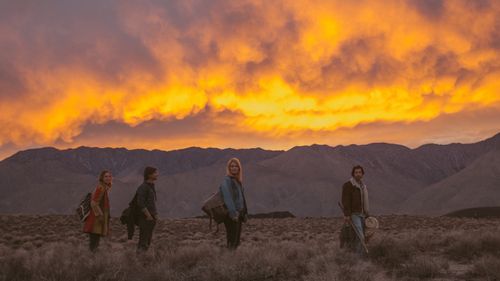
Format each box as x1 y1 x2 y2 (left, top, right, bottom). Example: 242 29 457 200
83 170 112 252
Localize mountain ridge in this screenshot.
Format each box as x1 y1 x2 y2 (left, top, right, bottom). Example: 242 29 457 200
0 132 498 217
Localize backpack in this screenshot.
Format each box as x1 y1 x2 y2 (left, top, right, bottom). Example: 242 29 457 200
339 222 356 249
201 187 228 232
120 194 140 239
76 192 92 222
202 178 248 232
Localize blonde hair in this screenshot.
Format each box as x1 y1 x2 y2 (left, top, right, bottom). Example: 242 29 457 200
226 158 243 183
98 170 112 189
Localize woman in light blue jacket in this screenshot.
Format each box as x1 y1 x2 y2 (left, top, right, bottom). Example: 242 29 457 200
220 157 247 250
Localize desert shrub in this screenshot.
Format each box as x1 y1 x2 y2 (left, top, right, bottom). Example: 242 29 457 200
333 249 359 267
9 215 498 280
397 255 448 280
3 234 13 241
468 255 500 280
444 231 500 261
479 233 500 256
0 240 383 281
304 248 378 281
368 237 414 270
208 247 283 281
166 244 215 272
0 250 33 281
335 263 376 281
411 231 450 252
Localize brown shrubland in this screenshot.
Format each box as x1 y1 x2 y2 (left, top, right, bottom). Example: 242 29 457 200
0 215 499 281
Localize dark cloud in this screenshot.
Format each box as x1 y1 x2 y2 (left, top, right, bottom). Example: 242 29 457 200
463 0 491 11
490 17 500 49
77 108 216 141
0 61 27 99
316 35 402 91
409 47 463 77
0 0 164 88
407 0 445 20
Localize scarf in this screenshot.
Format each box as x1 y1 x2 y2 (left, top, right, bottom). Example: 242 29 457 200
350 177 369 215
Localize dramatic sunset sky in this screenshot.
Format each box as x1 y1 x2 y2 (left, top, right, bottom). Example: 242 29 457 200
1 0 499 159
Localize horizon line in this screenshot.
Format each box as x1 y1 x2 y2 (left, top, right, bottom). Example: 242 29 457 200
2 131 498 161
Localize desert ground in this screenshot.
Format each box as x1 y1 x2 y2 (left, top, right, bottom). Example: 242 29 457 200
1 214 499 281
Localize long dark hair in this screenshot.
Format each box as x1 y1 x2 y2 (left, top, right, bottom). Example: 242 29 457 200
143 166 158 181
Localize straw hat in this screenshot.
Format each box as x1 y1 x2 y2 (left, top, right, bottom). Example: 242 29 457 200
365 216 379 229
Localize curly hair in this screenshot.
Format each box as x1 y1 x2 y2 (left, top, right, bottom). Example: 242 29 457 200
351 165 365 176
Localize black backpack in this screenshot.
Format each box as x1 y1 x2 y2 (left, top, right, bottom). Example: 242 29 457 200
76 192 92 222
120 194 140 239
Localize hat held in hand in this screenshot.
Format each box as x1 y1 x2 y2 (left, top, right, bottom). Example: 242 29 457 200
365 216 379 229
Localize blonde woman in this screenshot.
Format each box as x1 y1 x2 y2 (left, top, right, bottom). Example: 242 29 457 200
220 158 248 250
83 170 113 252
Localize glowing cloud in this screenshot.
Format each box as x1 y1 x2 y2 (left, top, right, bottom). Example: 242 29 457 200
0 0 499 154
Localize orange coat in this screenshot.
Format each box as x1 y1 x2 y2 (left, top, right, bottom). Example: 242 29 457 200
83 185 110 236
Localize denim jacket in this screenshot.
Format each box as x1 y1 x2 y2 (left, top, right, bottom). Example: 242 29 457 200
220 176 245 218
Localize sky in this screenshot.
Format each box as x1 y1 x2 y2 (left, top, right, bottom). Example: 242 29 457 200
0 0 499 160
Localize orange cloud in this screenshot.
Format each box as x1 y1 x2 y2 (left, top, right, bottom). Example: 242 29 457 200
0 0 499 153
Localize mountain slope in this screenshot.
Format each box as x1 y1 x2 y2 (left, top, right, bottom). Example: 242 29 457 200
400 148 500 215
0 132 498 217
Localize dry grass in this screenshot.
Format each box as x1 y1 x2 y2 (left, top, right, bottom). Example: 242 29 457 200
444 232 500 261
468 255 500 280
0 214 499 281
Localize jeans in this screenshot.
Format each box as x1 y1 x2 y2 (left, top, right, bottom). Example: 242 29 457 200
89 233 101 252
351 213 366 255
137 216 156 252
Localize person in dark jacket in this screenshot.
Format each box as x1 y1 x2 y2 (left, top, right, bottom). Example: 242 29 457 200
83 170 113 252
136 166 159 253
220 158 248 250
341 165 370 255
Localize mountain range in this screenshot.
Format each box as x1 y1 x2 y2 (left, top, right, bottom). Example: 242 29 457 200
0 132 499 217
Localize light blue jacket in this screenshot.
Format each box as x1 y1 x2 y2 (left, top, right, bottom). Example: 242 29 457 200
220 176 244 218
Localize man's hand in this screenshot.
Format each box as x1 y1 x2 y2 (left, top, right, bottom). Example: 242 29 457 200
143 208 154 221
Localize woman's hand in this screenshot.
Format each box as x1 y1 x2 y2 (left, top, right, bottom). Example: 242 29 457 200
231 212 239 221
242 214 249 223
96 214 104 222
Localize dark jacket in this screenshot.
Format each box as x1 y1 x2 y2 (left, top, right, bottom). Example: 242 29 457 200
136 182 157 216
341 180 367 216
